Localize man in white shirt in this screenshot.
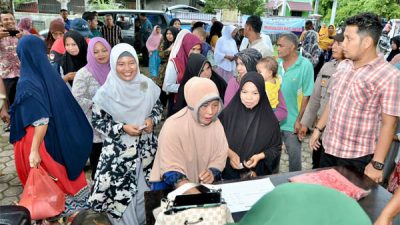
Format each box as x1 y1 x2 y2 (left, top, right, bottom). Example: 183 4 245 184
242 16 273 57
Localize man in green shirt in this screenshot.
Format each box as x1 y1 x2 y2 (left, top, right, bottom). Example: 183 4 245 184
85 12 102 38
277 33 314 172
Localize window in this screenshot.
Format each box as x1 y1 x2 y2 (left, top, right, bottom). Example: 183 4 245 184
291 11 302 17
116 14 134 30
147 14 167 30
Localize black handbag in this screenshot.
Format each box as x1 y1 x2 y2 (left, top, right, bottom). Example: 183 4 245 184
0 205 31 225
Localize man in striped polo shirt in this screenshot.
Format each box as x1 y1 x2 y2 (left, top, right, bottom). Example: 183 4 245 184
100 14 122 47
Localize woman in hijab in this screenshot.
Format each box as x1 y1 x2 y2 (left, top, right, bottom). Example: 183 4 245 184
169 18 181 30
62 30 88 86
146 25 162 77
150 77 228 191
319 24 336 61
72 37 111 180
10 35 93 220
17 17 39 35
172 54 227 114
214 25 239 83
155 27 179 107
302 29 322 67
220 72 281 180
207 21 223 48
224 48 287 121
387 35 400 62
163 30 202 116
45 18 65 54
89 43 162 225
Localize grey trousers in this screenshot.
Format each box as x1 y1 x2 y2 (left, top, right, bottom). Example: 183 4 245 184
281 131 302 172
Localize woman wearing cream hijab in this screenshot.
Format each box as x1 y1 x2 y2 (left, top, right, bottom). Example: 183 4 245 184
150 77 228 192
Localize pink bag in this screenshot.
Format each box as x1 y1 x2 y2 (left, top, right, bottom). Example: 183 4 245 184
289 168 370 200
19 166 65 220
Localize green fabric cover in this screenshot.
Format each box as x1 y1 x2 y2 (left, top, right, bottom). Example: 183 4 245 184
228 183 372 225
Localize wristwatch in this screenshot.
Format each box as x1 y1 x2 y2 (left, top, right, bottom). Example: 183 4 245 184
370 160 384 170
313 126 324 133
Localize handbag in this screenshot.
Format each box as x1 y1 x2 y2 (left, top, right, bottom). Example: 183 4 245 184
19 166 65 220
154 183 234 225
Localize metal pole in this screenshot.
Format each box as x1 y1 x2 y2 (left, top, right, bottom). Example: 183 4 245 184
330 0 337 25
314 0 319 14
281 0 287 16
136 0 140 9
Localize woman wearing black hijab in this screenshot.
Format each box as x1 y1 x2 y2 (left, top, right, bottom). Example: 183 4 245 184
171 54 227 115
387 36 400 62
169 18 181 31
156 26 179 107
220 72 282 180
62 30 88 86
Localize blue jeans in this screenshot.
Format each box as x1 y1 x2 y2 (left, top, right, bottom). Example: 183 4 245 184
281 130 302 172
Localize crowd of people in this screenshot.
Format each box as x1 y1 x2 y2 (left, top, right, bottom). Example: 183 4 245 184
0 8 400 225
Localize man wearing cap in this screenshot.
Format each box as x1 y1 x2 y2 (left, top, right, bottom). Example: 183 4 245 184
71 18 92 38
300 29 345 169
100 14 122 47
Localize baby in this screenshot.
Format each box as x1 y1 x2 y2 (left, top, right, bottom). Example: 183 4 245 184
256 57 281 111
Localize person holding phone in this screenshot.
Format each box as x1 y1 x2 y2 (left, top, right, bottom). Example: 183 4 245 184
0 10 25 131
89 43 162 225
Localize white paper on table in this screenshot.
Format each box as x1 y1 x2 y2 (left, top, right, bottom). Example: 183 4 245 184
205 178 275 213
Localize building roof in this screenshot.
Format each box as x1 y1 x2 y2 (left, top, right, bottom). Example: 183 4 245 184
266 0 313 12
287 1 313 11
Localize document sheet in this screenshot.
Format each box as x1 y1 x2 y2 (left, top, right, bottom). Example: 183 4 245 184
205 178 275 213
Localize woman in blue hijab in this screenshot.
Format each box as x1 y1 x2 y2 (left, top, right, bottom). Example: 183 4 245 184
10 35 93 218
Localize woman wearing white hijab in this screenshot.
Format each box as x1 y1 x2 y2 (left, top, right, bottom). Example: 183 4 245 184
214 25 239 82
89 43 162 225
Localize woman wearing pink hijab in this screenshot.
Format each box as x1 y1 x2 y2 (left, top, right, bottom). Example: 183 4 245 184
17 17 39 35
71 37 111 180
146 25 162 77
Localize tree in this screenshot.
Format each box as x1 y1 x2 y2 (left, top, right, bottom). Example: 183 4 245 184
318 0 400 25
204 0 265 16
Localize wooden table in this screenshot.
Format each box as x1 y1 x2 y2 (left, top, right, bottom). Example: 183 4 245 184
144 166 400 225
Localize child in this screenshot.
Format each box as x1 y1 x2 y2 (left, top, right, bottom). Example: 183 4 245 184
256 57 281 111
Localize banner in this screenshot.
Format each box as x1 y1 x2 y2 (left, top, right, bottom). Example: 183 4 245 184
242 15 305 34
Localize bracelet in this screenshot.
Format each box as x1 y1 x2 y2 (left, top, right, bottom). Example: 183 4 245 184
314 126 324 133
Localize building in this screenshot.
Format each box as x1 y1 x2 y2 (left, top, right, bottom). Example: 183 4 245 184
266 0 313 18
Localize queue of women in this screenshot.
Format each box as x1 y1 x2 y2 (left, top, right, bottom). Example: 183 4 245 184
6 15 290 224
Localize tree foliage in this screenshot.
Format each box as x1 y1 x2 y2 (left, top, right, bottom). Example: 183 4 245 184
204 0 265 16
318 0 400 25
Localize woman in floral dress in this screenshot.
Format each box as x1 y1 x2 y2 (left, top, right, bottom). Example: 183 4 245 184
88 43 162 225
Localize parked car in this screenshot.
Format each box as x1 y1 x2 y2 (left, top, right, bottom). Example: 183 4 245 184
96 9 169 47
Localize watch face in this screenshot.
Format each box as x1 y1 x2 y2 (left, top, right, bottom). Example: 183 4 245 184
373 161 384 170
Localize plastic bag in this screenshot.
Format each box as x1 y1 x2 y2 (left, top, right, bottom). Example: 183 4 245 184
19 166 65 220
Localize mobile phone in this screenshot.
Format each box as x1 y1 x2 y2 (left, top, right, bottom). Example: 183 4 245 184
7 30 20 37
173 192 221 207
138 124 147 131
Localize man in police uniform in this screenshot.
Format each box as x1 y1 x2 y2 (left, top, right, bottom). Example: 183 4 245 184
300 29 346 168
